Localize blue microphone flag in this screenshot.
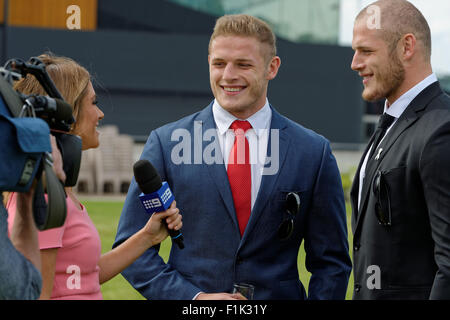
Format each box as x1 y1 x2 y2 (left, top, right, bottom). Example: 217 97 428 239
138 181 175 213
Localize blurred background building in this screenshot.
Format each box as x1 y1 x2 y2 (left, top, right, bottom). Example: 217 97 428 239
1 0 448 193
169 0 341 44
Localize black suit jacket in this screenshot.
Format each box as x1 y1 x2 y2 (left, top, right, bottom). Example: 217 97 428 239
351 81 450 299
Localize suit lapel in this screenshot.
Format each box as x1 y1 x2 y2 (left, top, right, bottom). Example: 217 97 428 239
354 81 443 234
373 82 442 167
197 104 239 231
241 107 289 243
350 133 375 231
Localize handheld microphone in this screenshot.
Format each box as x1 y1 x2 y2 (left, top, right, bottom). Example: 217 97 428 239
133 159 185 249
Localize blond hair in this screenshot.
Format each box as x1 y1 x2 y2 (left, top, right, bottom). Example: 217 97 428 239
208 14 277 62
14 53 91 133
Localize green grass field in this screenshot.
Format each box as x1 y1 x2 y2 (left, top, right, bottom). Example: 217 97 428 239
84 200 354 300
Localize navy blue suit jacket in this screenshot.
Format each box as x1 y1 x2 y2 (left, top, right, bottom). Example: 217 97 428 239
114 103 351 299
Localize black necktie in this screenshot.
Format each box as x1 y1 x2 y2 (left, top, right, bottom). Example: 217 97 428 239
359 112 396 214
367 113 396 160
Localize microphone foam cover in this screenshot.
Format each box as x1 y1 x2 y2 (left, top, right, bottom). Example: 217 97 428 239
133 159 162 194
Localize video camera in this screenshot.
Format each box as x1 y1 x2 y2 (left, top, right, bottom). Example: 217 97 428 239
0 56 83 230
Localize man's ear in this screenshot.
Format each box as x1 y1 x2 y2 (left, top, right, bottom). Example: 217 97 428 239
401 33 416 61
266 56 281 80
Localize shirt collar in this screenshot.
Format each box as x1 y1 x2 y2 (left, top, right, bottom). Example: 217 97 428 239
384 73 438 118
212 98 272 137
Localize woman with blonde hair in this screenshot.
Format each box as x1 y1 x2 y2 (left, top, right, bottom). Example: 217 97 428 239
7 53 182 299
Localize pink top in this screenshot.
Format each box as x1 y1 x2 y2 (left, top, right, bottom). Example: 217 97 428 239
7 193 102 300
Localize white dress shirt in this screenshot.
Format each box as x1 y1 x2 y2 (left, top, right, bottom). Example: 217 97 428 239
358 73 438 210
212 98 272 211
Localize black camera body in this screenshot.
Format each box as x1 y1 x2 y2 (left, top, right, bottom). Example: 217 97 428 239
2 57 82 187
0 56 82 230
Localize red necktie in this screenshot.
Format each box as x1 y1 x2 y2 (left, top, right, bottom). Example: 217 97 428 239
227 120 252 236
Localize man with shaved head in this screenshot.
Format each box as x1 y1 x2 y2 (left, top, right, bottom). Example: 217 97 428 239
350 0 450 299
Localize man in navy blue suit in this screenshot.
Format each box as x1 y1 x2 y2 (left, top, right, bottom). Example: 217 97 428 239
114 14 351 300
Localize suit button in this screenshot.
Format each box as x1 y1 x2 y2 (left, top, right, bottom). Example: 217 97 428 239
355 284 361 292
354 244 360 251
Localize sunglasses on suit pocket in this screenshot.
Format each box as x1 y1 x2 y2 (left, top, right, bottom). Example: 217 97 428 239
373 170 392 226
277 192 300 240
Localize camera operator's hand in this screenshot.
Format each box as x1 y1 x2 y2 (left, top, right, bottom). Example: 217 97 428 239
11 184 41 273
50 135 66 184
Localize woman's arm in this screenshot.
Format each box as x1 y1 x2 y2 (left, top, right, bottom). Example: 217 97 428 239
98 201 182 284
38 248 58 299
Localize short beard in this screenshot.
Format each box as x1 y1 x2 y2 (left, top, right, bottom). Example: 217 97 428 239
383 51 405 101
363 50 405 102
